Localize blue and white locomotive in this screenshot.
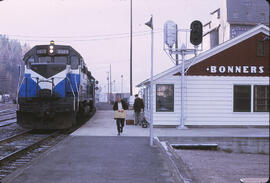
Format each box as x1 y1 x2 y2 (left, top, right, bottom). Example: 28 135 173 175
17 41 96 129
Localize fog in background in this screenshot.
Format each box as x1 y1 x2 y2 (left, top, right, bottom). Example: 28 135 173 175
0 0 220 94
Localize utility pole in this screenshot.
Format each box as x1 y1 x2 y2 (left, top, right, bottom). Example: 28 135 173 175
121 75 123 93
113 80 116 92
106 72 109 103
104 84 107 95
175 24 179 65
109 64 112 103
130 0 133 96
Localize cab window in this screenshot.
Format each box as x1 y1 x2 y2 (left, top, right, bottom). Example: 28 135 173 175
27 56 35 64
54 56 67 64
71 56 79 69
26 56 35 68
38 56 51 63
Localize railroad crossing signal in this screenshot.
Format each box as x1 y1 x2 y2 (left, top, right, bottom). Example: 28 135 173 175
190 20 203 46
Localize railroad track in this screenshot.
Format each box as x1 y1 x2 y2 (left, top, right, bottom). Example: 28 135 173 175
0 110 96 181
0 108 17 127
0 130 61 180
0 109 16 117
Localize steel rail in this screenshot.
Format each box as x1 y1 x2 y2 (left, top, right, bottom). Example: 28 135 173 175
0 130 33 145
0 116 16 123
0 120 17 127
0 109 15 113
0 111 16 117
0 131 59 165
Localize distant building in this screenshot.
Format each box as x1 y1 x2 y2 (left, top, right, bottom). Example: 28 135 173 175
98 92 130 104
203 0 269 50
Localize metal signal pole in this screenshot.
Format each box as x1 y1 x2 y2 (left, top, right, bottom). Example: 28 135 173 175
178 47 186 129
130 0 133 96
149 18 154 146
145 15 154 146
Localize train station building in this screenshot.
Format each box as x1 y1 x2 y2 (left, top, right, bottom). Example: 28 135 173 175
137 24 269 127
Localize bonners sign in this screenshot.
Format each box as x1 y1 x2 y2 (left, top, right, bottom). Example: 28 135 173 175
206 66 264 74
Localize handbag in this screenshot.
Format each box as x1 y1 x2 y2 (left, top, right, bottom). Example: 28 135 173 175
114 110 127 119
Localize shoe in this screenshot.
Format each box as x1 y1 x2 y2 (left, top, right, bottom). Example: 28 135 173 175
120 128 123 133
117 133 120 136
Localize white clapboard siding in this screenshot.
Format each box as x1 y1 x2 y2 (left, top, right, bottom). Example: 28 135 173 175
185 76 269 126
142 73 269 126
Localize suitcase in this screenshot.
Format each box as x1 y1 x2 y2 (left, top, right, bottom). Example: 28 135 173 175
126 119 134 125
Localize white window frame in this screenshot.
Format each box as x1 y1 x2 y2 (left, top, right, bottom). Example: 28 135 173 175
253 85 269 112
232 84 269 113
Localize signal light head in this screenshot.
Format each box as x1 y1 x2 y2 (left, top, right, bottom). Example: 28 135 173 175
190 20 203 46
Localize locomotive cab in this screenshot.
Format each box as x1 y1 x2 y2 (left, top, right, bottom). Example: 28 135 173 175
17 41 96 129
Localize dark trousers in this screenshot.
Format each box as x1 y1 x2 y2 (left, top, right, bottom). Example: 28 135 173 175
116 118 125 133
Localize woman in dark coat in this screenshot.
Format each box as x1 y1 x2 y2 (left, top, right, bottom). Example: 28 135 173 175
113 95 128 135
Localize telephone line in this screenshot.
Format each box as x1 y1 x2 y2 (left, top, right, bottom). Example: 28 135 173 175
11 31 162 43
4 29 162 39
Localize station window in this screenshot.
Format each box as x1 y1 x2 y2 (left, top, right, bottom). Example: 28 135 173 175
233 85 251 112
254 85 269 112
256 40 265 56
156 84 174 112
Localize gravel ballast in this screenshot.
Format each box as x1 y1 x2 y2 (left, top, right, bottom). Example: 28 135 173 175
176 149 269 183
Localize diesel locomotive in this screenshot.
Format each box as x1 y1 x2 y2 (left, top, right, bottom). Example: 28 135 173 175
17 41 96 129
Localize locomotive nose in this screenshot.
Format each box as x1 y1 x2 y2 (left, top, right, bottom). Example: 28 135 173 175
39 89 52 98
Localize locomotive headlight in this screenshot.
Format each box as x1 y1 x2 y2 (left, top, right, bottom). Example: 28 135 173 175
49 40 55 54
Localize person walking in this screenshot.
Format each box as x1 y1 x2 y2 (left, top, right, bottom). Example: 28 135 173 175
113 95 128 135
133 94 144 125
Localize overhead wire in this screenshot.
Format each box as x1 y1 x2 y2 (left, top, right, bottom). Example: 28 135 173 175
3 29 163 43
6 29 162 38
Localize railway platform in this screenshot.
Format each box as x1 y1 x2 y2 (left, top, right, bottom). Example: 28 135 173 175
2 110 269 183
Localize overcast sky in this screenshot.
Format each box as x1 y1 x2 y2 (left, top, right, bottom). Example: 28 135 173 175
0 0 221 94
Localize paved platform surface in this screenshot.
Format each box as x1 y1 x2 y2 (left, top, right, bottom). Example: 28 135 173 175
5 137 174 183
72 110 269 137
4 110 269 183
